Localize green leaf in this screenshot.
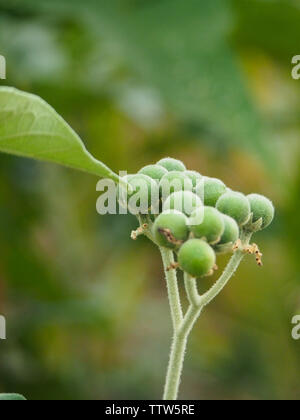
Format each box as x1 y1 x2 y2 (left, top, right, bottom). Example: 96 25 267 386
3 0 273 162
0 393 26 401
0 87 124 185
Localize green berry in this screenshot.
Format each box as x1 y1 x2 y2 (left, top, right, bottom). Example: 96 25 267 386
247 194 275 230
218 214 239 245
190 207 225 244
138 164 168 182
127 174 156 200
122 174 135 182
119 174 159 213
129 173 159 206
159 171 193 196
185 170 202 189
216 191 250 226
153 210 189 249
178 239 216 278
163 191 202 216
201 177 227 207
157 157 186 172
117 174 135 201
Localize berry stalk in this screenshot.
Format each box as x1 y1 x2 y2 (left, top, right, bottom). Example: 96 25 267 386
162 230 252 400
130 157 274 400
160 247 183 332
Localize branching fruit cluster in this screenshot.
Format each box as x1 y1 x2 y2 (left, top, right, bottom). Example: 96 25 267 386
125 157 274 276
119 157 274 400
0 86 277 401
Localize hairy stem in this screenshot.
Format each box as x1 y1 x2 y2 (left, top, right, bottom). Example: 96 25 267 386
159 247 183 331
162 230 252 400
163 304 201 400
184 273 200 307
163 334 187 400
199 230 252 308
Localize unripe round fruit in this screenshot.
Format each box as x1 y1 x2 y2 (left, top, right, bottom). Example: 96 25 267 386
190 207 225 244
178 239 216 278
159 171 193 196
201 177 227 207
185 170 202 189
128 173 158 200
119 174 159 212
247 193 274 230
163 191 202 216
216 191 250 226
117 174 135 201
218 214 239 245
138 164 168 182
122 174 135 182
157 157 186 172
153 210 189 249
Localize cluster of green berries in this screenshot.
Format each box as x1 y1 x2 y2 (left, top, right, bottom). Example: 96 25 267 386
123 158 275 279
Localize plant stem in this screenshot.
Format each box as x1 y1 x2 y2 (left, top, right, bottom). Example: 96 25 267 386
159 247 183 331
163 276 201 400
163 305 201 400
163 333 187 400
162 230 252 400
184 273 200 307
200 231 252 308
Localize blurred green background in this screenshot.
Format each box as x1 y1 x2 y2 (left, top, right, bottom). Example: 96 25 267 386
0 0 299 400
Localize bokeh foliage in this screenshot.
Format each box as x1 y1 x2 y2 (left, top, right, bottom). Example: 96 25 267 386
0 0 299 400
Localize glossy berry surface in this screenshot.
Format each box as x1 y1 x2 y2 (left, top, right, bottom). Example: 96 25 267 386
178 239 216 278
